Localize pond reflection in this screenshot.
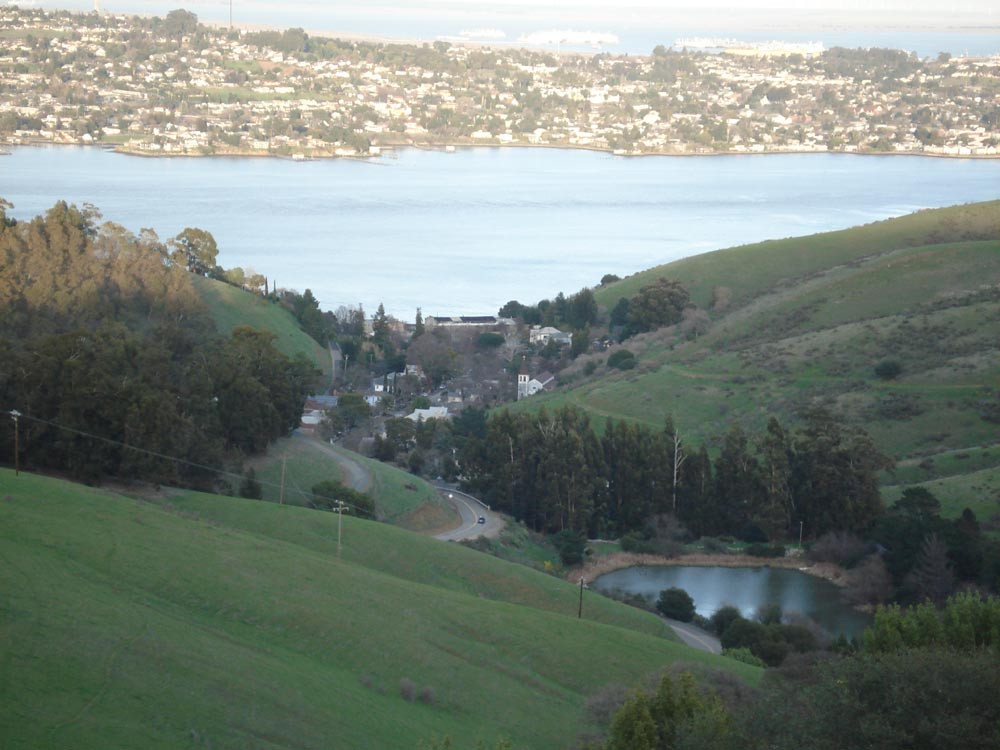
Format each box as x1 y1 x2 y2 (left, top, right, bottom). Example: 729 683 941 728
593 565 870 638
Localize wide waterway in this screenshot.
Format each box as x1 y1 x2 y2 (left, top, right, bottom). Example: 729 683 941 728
592 565 871 638
2 145 999 316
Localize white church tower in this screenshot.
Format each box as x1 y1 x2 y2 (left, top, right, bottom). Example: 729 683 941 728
517 370 529 401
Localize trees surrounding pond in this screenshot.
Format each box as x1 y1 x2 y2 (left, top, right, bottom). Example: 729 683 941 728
458 404 889 541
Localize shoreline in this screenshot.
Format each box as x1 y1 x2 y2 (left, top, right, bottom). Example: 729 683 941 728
567 551 852 588
4 139 998 163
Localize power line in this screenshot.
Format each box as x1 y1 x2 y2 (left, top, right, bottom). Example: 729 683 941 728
5 409 373 518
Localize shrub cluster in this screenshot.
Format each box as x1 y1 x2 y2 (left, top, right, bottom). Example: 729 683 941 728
745 543 786 558
656 587 696 622
607 349 637 370
709 604 820 667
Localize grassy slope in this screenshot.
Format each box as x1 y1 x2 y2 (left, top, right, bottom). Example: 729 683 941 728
347 449 459 531
0 470 757 750
251 435 351 505
251 436 458 532
193 275 332 386
594 200 1000 311
528 202 1000 520
194 275 453 531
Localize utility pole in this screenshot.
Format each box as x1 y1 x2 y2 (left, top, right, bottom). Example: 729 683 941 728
578 577 585 619
9 410 20 477
229 0 233 29
279 456 286 504
336 501 345 557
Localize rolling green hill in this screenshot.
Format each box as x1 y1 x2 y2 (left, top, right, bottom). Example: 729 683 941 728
0 470 757 749
252 435 459 533
526 201 1000 521
193 275 333 386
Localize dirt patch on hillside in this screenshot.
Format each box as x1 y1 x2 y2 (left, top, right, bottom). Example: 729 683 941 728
402 501 462 535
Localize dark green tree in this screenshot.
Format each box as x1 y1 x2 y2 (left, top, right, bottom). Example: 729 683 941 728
372 302 391 347
170 227 218 275
239 467 263 499
745 649 1000 750
656 587 696 622
552 528 587 566
626 278 690 334
607 691 657 750
335 393 371 430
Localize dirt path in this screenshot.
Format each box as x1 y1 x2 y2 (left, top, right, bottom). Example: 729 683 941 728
293 433 372 492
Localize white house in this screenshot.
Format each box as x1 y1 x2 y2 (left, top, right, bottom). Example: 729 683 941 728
405 406 450 422
517 371 555 400
529 326 572 346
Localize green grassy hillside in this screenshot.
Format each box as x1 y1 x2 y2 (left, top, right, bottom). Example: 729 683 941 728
252 435 458 532
594 201 1000 311
0 470 756 749
528 201 1000 522
193 276 332 385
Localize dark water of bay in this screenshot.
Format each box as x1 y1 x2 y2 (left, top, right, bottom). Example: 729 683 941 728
593 565 871 638
2 145 998 317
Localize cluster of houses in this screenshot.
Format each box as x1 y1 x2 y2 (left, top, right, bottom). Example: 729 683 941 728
3 8 998 158
299 320 573 430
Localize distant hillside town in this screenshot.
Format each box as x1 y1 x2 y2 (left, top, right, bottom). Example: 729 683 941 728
1 6 997 158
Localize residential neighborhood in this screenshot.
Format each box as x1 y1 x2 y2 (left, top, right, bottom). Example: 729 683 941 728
2 6 998 158
306 308 573 447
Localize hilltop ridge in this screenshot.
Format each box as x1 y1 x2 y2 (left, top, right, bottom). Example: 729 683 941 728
520 201 1000 521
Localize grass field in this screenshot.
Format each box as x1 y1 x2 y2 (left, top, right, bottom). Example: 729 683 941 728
345 449 459 531
520 202 1000 521
0 470 759 749
251 435 351 506
251 435 458 532
883 466 1000 522
594 200 1000 311
193 276 332 386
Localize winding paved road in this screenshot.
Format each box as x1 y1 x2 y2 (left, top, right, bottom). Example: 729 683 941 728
434 486 504 542
665 619 722 654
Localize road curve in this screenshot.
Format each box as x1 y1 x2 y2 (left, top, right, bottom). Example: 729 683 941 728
434 487 504 542
666 619 722 654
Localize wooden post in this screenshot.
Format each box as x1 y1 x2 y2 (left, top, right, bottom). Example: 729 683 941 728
279 456 286 504
10 410 20 477
578 577 584 619
337 502 345 557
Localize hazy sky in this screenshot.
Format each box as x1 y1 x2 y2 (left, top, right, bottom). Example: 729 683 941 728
251 0 997 14
421 0 997 7
34 0 1000 40
43 0 1000 15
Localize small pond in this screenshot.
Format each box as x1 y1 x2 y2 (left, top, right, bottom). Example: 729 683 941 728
592 565 871 638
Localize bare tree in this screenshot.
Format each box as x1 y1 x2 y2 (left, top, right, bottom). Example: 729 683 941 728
672 428 686 512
